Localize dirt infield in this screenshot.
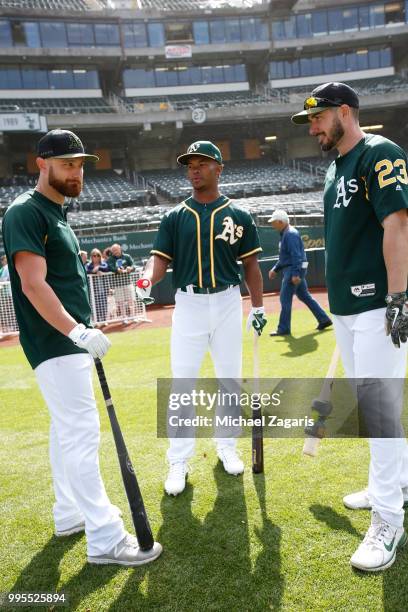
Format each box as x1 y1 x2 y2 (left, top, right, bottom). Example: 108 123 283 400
0 289 329 349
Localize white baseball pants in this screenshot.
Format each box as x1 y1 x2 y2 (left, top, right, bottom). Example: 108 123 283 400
35 353 126 555
333 308 408 526
167 285 242 463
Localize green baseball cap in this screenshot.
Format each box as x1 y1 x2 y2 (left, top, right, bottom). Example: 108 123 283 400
177 141 223 165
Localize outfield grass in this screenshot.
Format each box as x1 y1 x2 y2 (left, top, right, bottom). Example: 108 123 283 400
1 309 407 612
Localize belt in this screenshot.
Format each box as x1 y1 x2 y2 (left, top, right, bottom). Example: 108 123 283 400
179 284 236 294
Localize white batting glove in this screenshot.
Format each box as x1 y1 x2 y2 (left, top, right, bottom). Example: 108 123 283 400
246 307 267 336
68 323 111 359
136 278 155 305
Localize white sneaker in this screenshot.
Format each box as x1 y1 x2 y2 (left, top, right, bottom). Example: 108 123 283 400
217 448 244 476
55 520 85 537
343 488 371 510
350 511 407 572
344 487 408 510
88 532 162 566
164 461 188 496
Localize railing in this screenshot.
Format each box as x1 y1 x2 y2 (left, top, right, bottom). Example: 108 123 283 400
0 271 148 339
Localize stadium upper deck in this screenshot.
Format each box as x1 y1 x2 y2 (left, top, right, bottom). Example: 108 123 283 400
0 0 407 179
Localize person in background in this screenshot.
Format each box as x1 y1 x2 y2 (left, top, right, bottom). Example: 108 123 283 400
106 244 135 323
268 209 332 336
80 250 88 266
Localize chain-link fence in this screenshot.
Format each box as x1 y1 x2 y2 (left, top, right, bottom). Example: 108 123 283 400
0 271 148 339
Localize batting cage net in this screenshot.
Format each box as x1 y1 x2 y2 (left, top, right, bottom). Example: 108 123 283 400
0 270 148 339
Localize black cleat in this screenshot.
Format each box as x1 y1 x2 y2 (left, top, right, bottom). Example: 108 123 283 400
269 331 290 337
317 320 333 331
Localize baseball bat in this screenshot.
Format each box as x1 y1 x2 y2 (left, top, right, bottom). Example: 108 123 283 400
94 358 154 551
302 344 340 457
252 332 264 473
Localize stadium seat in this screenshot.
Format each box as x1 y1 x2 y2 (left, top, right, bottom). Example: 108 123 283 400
277 75 408 101
137 0 267 9
0 0 106 9
0 171 148 217
140 159 322 202
0 98 115 115
124 90 279 113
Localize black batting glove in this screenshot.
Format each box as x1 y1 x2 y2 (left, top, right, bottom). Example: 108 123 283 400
385 292 408 348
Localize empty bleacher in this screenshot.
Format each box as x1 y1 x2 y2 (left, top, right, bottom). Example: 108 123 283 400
141 160 322 202
0 0 106 9
0 98 115 115
0 185 324 236
67 190 324 232
279 75 408 103
73 171 147 210
137 0 267 10
0 171 148 216
124 90 279 113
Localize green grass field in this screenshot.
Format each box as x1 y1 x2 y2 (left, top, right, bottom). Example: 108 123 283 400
1 309 407 612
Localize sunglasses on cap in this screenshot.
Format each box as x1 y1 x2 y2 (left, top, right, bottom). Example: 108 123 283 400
304 96 342 110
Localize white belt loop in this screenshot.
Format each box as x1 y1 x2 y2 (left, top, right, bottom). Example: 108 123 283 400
186 284 194 294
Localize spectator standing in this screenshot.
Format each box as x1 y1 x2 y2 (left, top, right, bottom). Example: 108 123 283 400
268 209 332 336
107 244 135 322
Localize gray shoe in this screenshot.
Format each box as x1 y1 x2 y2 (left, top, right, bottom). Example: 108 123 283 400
55 521 85 537
88 533 163 566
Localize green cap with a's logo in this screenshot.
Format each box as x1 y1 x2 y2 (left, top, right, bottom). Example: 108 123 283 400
177 140 222 165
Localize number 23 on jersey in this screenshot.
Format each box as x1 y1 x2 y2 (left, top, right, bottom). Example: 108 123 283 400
375 158 408 188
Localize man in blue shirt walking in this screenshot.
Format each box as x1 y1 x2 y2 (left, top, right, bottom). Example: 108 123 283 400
268 209 332 336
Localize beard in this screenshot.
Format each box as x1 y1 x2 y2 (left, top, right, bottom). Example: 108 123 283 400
48 166 82 197
319 117 345 152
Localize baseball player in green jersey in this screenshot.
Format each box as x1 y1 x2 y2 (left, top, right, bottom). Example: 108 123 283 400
2 130 161 566
292 82 408 571
136 141 267 495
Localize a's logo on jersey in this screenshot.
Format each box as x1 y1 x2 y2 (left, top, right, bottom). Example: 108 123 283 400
334 176 358 208
215 216 243 245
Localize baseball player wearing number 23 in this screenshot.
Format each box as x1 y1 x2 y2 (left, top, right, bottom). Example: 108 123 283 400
293 82 408 572
137 141 266 495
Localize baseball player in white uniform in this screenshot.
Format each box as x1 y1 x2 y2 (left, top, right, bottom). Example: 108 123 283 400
292 83 408 571
136 141 267 495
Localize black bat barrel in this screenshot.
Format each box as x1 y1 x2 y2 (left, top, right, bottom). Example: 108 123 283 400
94 358 154 551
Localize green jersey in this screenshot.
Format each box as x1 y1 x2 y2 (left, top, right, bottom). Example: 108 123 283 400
151 195 262 288
324 134 408 315
2 190 91 369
